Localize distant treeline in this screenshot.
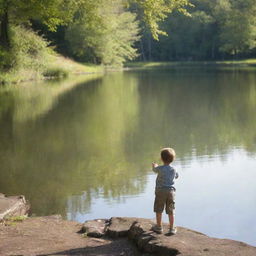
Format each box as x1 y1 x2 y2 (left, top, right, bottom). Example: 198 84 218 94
139 0 256 61
1 0 256 72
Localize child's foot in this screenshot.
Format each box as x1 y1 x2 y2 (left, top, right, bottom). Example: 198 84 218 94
166 227 177 235
152 225 163 234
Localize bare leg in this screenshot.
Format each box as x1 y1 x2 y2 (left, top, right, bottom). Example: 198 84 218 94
156 212 162 227
168 212 174 229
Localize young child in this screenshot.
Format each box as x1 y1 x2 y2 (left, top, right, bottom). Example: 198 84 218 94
152 147 179 235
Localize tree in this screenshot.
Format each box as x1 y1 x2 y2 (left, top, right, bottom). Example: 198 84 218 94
0 0 191 49
66 0 139 66
131 0 192 40
0 0 77 49
218 0 256 56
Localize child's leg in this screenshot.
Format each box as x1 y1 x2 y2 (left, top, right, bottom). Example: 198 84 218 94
156 212 162 227
154 190 165 227
166 189 175 229
168 212 174 229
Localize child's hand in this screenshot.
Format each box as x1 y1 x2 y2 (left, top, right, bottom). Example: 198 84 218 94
152 162 158 168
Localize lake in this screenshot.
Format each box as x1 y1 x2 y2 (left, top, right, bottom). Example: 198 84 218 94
0 67 255 246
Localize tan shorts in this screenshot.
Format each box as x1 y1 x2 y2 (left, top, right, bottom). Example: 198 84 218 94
154 189 175 214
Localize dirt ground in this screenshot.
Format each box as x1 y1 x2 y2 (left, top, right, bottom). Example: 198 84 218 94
0 216 141 256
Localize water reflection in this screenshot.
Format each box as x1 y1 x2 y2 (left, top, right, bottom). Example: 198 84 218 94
0 73 145 216
0 68 256 245
129 68 256 161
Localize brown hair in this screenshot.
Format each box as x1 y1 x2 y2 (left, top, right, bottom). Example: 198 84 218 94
161 147 176 164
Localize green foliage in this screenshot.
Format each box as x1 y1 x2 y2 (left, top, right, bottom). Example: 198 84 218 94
10 26 50 70
0 0 76 30
0 46 12 69
0 25 53 83
218 0 256 55
66 0 140 67
132 0 192 40
137 0 256 61
0 26 77 83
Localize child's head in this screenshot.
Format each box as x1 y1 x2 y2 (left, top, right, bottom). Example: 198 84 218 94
161 147 176 164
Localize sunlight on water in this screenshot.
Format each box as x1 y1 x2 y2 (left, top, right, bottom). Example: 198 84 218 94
0 68 256 245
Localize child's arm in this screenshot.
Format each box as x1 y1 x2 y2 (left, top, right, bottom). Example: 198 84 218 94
152 162 159 173
175 170 179 179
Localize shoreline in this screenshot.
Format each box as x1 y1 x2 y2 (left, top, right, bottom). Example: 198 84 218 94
125 59 256 69
0 55 104 85
2 58 256 85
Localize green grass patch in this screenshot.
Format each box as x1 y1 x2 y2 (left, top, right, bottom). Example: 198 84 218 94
125 59 256 69
1 215 28 226
43 67 69 78
0 26 103 85
6 215 27 222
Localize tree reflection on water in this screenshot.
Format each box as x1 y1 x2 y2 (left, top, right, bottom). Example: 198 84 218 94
0 67 256 217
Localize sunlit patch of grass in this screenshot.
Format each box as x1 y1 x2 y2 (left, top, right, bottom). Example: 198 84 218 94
52 55 104 74
1 215 28 226
6 215 27 222
126 59 256 69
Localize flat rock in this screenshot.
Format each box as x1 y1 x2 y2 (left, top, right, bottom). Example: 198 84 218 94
0 193 30 220
82 217 256 255
82 219 108 237
129 219 256 256
107 217 139 238
1 214 256 256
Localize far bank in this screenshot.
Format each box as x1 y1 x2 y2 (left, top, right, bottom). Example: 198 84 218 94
125 59 256 69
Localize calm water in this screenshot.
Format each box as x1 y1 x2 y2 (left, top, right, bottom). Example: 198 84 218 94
0 67 256 246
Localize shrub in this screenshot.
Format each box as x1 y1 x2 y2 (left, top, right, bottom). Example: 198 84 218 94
9 25 51 72
0 25 69 83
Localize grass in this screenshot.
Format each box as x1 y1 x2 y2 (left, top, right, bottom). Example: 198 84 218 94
0 55 104 84
5 215 27 222
125 59 256 69
1 215 27 226
51 55 103 74
0 54 104 84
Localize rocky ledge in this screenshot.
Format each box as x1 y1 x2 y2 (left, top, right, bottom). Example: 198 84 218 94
0 194 255 256
83 217 256 256
1 215 255 256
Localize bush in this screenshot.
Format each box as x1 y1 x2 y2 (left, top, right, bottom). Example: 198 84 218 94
0 26 70 83
9 25 51 72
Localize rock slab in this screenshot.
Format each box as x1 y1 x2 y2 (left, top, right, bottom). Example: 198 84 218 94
128 219 256 256
82 217 256 256
82 219 108 237
107 217 139 238
0 193 30 220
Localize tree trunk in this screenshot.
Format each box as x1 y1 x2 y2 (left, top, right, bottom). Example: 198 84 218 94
0 10 10 49
148 36 152 61
139 39 146 61
211 43 215 60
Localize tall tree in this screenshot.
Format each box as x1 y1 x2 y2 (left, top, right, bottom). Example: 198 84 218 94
0 0 77 48
132 0 192 40
66 0 139 66
218 0 256 56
